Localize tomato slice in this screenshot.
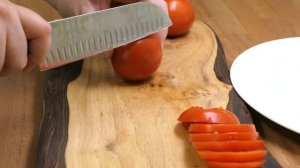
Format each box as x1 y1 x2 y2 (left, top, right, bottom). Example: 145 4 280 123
178 107 240 124
190 132 259 141
206 161 265 168
192 140 265 151
197 150 267 162
189 124 256 133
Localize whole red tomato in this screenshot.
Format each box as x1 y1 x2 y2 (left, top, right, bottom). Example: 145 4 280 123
166 0 195 37
111 36 162 81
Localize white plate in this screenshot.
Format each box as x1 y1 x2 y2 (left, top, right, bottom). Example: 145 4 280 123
230 37 300 134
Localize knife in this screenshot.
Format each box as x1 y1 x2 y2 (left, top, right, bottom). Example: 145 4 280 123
39 2 172 70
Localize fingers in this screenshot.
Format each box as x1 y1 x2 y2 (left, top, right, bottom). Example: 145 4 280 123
142 0 168 45
0 1 51 76
48 0 111 18
111 0 139 7
90 0 111 11
0 20 6 73
112 0 169 45
0 1 27 76
17 5 51 72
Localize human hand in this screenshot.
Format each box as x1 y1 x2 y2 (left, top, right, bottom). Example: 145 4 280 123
46 0 168 45
0 1 51 76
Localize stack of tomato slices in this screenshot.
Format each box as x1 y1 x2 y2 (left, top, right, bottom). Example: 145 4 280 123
178 107 266 168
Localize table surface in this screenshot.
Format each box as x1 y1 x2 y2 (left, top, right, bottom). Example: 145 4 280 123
0 0 299 167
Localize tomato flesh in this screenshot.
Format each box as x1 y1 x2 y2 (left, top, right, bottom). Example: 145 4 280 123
189 124 256 133
177 107 266 167
178 107 240 124
197 150 267 162
206 161 265 168
190 132 259 141
192 140 265 151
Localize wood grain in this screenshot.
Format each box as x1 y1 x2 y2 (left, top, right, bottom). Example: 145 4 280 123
38 21 280 167
0 1 59 168
64 21 228 168
37 61 83 168
0 70 44 168
193 0 300 167
0 0 299 168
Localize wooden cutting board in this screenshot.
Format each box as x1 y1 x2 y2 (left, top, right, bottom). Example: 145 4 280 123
37 21 281 168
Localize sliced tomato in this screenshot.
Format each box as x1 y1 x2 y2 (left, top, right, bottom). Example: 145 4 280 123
190 132 259 141
197 150 266 162
178 107 240 124
206 161 265 168
192 140 265 151
189 124 256 133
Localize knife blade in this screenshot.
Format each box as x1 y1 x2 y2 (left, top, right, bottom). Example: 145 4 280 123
40 2 172 70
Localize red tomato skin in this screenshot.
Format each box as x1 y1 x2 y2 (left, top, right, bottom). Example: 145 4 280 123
178 107 240 124
206 161 265 168
192 140 265 151
189 132 259 141
111 36 162 81
197 150 267 162
189 124 256 133
166 0 195 37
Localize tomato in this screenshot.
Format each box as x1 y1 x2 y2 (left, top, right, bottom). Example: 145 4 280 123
206 161 265 168
166 0 195 37
111 36 162 81
192 140 265 151
177 107 267 167
189 132 259 141
178 107 240 124
189 124 256 133
197 150 266 162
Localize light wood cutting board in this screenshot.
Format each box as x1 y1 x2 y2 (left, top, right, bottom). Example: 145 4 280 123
37 21 281 168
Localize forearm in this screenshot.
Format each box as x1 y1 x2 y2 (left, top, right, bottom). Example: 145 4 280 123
43 0 111 17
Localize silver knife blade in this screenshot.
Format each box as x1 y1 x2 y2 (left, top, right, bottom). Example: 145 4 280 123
40 2 172 70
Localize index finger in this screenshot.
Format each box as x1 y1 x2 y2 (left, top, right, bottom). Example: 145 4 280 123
17 5 51 71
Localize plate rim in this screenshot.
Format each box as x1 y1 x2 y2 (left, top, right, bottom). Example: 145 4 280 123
230 37 300 134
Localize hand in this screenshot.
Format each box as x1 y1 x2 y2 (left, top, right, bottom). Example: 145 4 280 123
46 0 168 45
0 0 51 76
